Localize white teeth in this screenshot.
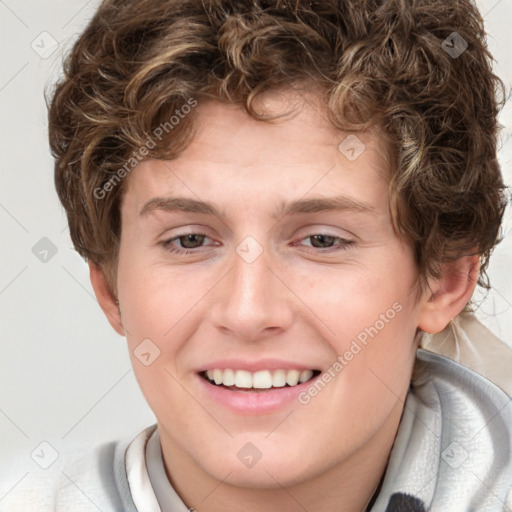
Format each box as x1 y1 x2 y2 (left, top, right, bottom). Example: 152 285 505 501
213 369 223 385
299 370 313 383
235 370 252 389
204 368 317 389
285 369 300 386
223 368 236 386
253 370 272 389
272 369 286 388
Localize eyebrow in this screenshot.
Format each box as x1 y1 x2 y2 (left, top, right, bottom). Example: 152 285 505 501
139 195 378 219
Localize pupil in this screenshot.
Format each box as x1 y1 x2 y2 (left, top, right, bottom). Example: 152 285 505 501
311 235 335 248
181 234 204 249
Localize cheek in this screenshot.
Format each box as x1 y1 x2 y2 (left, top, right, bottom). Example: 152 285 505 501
313 246 420 404
116 261 202 415
306 249 418 337
115 254 216 403
116 249 198 338
307 314 418 459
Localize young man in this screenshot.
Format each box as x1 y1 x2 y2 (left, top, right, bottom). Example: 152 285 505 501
47 0 512 510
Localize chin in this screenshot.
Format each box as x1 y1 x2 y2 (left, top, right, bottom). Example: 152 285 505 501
218 465 305 489
200 448 319 489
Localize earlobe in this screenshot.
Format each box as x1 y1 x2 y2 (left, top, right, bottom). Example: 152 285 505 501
417 255 480 334
88 262 125 336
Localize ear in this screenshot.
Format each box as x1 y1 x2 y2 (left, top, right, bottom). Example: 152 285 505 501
417 254 480 334
88 261 125 336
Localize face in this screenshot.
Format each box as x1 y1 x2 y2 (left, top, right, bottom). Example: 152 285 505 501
112 90 428 491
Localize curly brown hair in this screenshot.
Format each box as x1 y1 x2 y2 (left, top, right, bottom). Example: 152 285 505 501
47 0 507 305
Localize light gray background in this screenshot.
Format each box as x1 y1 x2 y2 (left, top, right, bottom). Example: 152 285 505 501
0 0 511 506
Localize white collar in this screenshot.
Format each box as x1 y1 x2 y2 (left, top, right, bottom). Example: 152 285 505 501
145 426 192 511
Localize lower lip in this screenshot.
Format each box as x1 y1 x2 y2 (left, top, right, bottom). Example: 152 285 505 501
196 373 320 415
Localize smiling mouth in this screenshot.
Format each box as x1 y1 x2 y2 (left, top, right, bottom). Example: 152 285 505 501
200 368 321 392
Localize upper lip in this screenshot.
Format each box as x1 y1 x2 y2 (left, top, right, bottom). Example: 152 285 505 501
197 358 321 373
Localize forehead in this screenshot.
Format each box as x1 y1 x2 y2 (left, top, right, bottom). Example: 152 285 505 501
122 90 393 214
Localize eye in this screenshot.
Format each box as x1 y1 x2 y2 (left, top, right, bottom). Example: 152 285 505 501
161 233 214 255
159 232 355 256
297 234 354 253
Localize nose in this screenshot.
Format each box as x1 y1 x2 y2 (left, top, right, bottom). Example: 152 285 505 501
211 241 294 342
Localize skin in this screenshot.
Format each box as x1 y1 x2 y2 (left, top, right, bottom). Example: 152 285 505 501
90 89 479 512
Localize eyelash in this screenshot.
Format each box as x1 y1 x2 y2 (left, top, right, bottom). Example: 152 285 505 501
160 233 355 255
